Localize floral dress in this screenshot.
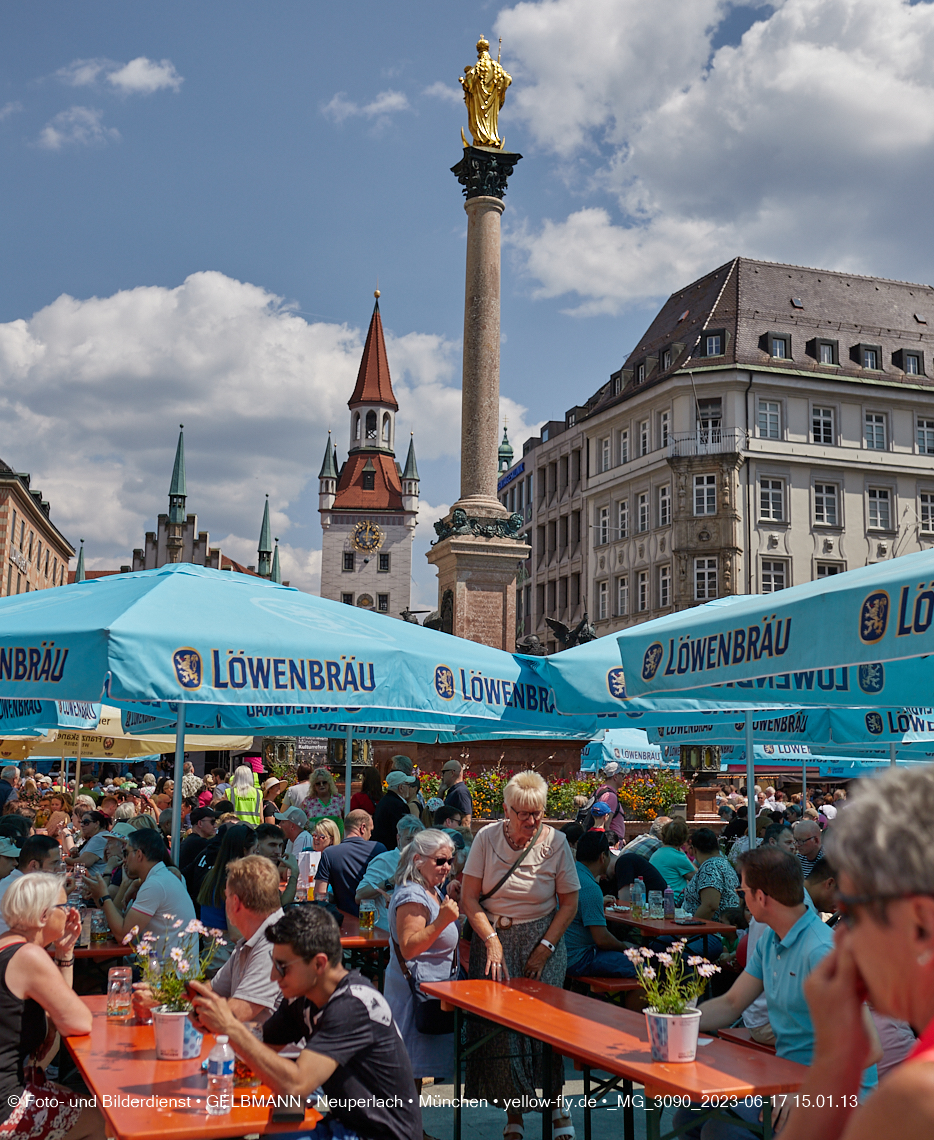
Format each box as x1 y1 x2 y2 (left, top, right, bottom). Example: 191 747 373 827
681 855 740 920
301 793 345 835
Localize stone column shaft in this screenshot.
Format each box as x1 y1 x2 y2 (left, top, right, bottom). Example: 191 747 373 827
458 195 506 517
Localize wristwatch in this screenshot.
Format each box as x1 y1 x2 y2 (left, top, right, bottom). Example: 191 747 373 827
539 938 556 954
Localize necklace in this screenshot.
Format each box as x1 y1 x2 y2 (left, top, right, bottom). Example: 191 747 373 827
503 822 525 851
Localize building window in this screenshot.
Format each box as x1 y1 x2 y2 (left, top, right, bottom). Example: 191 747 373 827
816 339 839 365
658 484 671 527
858 344 882 370
694 558 718 600
353 413 361 441
617 499 629 540
637 570 648 612
597 580 608 620
705 333 723 356
905 352 922 375
659 410 669 447
918 419 934 455
361 470 375 490
770 336 788 359
762 560 787 592
600 437 611 472
365 410 377 438
865 412 887 450
639 420 649 457
760 478 784 521
659 564 671 608
758 400 781 439
341 592 354 606
694 474 716 516
921 492 934 533
637 492 649 533
619 429 629 465
814 483 839 526
342 552 355 571
697 398 722 442
377 593 389 612
868 487 892 530
598 506 610 545
616 576 629 616
378 552 390 572
812 406 835 445
612 373 623 396
636 363 645 384
662 348 672 371
817 563 843 577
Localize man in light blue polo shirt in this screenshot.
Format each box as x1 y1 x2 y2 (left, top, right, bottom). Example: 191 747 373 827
565 830 637 978
673 847 879 1139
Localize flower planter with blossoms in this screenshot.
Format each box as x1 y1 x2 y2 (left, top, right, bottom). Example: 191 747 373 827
122 917 228 1060
623 941 721 1063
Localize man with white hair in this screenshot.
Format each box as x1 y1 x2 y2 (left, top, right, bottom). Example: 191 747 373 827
181 760 203 799
621 815 670 861
0 766 19 812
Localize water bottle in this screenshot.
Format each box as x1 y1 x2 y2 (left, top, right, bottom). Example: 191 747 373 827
206 1035 235 1115
631 877 645 920
663 887 675 920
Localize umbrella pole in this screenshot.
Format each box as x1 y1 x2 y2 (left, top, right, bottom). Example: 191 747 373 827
344 725 353 815
74 741 82 799
890 742 897 767
170 705 187 857
745 712 755 848
802 762 807 808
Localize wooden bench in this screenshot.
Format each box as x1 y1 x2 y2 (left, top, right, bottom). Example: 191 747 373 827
567 975 643 997
718 1025 778 1055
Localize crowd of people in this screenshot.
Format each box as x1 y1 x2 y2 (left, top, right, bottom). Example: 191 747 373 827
0 754 932 1140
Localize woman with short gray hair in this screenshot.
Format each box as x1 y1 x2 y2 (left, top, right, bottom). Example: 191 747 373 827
385 828 459 1096
780 766 934 1140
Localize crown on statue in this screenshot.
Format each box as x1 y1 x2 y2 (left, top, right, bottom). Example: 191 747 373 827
476 36 490 53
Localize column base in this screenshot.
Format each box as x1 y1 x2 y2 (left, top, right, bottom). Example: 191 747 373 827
426 534 522 651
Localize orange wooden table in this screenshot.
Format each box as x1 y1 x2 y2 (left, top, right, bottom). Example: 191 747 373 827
605 908 736 950
422 978 804 1140
64 996 321 1140
336 912 389 949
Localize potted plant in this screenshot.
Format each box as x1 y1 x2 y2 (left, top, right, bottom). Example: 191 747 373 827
124 918 227 1060
624 940 720 1062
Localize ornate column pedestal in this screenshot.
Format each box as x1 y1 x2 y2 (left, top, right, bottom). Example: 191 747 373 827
426 533 520 650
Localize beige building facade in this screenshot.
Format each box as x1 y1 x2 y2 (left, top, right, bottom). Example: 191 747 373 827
0 458 74 596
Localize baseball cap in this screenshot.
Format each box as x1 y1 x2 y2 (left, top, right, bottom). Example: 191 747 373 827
600 761 623 778
591 802 614 817
0 838 20 858
110 822 135 839
441 761 461 773
386 770 418 789
274 806 309 826
190 807 217 825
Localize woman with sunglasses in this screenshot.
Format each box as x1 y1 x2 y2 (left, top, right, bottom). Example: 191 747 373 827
0 873 105 1140
64 811 111 871
461 770 580 1140
301 769 345 837
385 829 459 1117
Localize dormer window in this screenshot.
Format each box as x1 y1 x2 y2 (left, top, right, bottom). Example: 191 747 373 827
661 348 672 370
704 333 722 356
894 347 924 376
362 470 375 490
636 362 645 383
764 331 791 360
852 343 883 370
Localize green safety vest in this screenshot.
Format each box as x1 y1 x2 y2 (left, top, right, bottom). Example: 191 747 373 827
232 786 263 824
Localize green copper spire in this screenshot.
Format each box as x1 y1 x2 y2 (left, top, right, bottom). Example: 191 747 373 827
258 495 272 577
74 539 86 583
169 425 187 524
318 431 338 479
498 424 514 472
271 539 282 584
402 433 419 481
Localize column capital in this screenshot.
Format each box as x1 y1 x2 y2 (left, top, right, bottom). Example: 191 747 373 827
452 146 522 200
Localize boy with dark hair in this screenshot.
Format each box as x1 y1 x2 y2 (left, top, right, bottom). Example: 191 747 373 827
191 906 421 1140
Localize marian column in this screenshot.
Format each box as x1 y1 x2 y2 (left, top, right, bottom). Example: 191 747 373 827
426 36 526 651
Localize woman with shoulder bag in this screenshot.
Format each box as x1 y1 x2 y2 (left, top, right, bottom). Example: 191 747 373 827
460 772 580 1140
385 830 460 1122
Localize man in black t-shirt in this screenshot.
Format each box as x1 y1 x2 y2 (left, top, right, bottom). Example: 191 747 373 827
191 906 420 1140
439 760 472 828
314 810 386 915
610 851 668 900
370 772 418 850
178 807 216 875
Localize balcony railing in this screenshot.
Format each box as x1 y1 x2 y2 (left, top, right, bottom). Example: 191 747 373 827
667 428 747 458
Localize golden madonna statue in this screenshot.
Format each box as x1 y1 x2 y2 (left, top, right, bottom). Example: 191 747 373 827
460 36 512 150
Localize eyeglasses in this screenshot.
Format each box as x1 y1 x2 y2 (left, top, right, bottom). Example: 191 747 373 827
507 807 544 821
81 818 93 826
50 902 72 912
834 890 922 927
271 956 301 978
430 856 454 867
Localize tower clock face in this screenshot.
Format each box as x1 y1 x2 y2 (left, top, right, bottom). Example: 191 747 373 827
352 520 384 552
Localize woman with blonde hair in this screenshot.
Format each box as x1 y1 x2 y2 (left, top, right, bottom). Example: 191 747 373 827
461 771 580 1140
229 764 263 826
301 768 345 835
0 873 105 1140
312 818 342 849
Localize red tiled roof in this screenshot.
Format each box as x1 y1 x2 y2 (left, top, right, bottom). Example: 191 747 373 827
332 452 403 510
220 556 261 576
348 301 398 410
67 569 126 583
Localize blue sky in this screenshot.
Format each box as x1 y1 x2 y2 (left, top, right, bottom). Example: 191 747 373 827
2 0 933 605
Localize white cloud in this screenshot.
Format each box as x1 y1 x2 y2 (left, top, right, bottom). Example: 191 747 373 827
107 57 183 95
422 81 463 106
0 272 539 597
0 101 23 122
499 0 934 313
35 106 120 151
55 56 183 94
322 89 409 123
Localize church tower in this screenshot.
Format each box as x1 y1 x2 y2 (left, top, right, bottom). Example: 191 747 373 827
318 294 419 618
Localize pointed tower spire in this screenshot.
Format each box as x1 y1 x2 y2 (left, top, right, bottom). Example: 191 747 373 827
318 431 338 479
348 293 399 411
169 425 187 524
498 423 514 472
258 495 272 577
402 433 419 481
74 540 86 583
271 539 282 585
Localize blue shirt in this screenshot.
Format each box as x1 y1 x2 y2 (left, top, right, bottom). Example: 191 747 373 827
745 907 878 1092
564 863 607 970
